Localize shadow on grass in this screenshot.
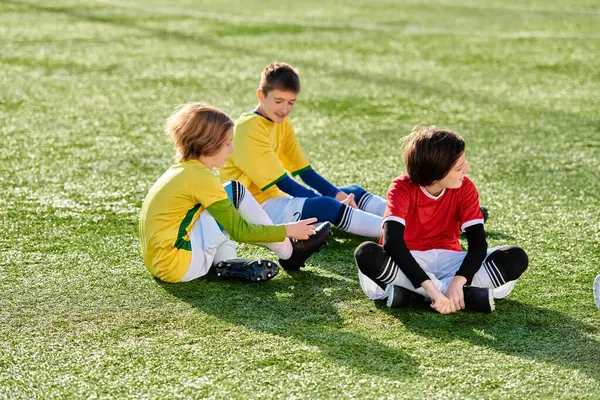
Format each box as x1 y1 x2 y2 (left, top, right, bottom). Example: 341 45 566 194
158 270 418 379
390 299 600 380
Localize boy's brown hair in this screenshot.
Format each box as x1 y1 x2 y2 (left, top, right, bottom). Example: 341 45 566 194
259 62 300 95
402 126 465 186
166 103 233 162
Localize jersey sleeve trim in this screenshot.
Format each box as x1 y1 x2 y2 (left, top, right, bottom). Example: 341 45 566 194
461 219 484 232
291 165 312 177
383 215 406 227
261 172 288 191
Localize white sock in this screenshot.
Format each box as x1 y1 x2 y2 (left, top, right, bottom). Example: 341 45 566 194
336 206 383 238
378 257 442 298
471 261 517 299
235 185 293 260
213 240 237 264
357 192 386 217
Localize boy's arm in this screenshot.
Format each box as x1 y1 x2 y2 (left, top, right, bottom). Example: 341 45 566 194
446 224 487 310
275 175 319 198
381 179 429 287
455 224 488 283
455 178 487 283
206 199 286 243
295 167 340 198
382 220 430 287
384 221 455 312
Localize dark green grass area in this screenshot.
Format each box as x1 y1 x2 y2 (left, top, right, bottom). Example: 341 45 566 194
1 0 600 398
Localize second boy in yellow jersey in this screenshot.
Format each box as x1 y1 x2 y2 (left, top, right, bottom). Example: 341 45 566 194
221 63 385 239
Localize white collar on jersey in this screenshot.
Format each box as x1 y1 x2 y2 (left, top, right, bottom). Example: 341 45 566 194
420 186 446 200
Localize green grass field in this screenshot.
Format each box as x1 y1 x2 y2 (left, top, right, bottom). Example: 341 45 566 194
1 0 600 398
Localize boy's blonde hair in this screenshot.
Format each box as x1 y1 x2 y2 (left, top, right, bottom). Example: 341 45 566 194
166 103 233 162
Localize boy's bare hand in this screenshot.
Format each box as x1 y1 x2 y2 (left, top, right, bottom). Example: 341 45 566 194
422 280 457 314
335 192 358 209
446 276 467 310
430 292 457 314
284 217 318 240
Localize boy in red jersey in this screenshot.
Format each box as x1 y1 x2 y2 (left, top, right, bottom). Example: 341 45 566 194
354 126 528 314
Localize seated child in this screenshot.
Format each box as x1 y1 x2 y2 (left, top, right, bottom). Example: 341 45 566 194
354 126 528 313
139 103 331 283
220 62 386 241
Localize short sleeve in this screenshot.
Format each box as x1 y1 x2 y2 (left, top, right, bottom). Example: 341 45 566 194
190 169 228 208
233 119 288 191
458 177 484 232
280 121 310 175
382 178 410 228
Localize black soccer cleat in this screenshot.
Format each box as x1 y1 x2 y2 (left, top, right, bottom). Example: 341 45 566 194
279 222 332 273
386 285 425 308
463 286 495 313
214 259 279 282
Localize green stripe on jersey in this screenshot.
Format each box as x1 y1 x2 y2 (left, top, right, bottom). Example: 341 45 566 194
291 165 312 177
261 172 288 191
174 203 201 251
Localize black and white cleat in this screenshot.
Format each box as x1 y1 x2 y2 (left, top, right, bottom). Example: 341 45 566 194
279 222 332 273
214 259 279 282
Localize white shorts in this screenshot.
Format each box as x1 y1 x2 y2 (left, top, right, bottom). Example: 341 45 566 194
261 196 307 224
359 247 517 300
180 210 235 282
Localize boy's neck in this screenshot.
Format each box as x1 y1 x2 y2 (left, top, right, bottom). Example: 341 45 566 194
197 155 216 169
423 183 444 197
254 105 273 122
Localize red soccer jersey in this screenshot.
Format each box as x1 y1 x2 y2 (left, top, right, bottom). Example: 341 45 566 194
381 174 484 252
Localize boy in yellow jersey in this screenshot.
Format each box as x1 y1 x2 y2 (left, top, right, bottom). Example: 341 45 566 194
221 63 387 243
139 103 331 283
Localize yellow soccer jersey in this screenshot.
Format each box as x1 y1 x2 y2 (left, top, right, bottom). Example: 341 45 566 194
139 160 228 283
220 112 310 204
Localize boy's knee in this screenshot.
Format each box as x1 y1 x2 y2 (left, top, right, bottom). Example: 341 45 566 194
223 180 246 208
320 196 342 207
487 246 528 281
354 241 384 274
339 184 366 197
302 196 343 223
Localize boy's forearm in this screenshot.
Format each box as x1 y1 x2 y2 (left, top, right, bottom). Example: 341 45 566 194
382 221 430 287
297 167 339 198
456 224 488 283
206 200 286 243
421 280 444 298
276 175 319 198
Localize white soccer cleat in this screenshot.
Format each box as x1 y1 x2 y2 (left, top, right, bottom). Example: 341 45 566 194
594 274 600 311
